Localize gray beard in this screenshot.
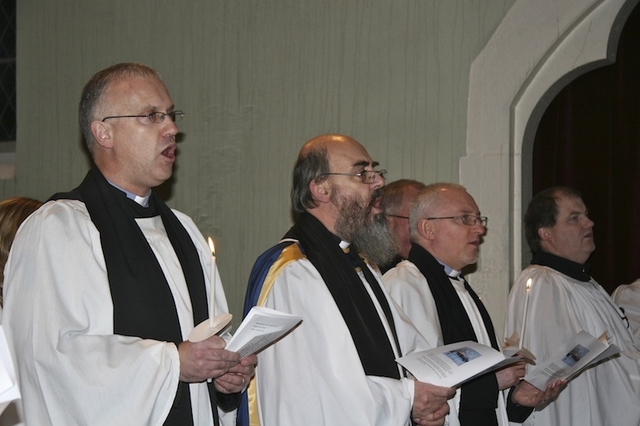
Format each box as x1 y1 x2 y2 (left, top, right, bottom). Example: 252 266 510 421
351 213 399 267
334 194 399 268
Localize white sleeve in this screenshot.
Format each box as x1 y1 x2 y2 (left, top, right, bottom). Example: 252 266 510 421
612 280 640 344
383 261 443 348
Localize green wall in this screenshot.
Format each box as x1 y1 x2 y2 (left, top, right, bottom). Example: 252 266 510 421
8 0 514 325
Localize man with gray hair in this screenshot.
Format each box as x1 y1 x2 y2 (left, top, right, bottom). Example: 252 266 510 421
3 63 255 425
384 182 561 426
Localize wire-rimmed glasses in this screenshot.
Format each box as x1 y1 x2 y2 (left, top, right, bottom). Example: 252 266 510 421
102 110 185 124
426 215 488 227
318 169 387 184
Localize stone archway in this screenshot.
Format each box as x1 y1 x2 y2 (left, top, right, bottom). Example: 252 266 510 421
463 0 638 334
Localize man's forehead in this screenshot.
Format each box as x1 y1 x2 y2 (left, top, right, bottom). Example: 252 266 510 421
107 75 172 108
328 142 377 169
435 188 479 213
556 195 586 214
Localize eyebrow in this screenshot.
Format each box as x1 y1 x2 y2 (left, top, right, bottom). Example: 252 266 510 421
352 160 379 169
142 104 175 113
567 208 587 215
449 208 481 216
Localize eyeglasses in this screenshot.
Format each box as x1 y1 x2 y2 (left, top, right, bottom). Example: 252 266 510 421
318 170 387 184
387 214 409 220
426 215 488 227
101 110 185 124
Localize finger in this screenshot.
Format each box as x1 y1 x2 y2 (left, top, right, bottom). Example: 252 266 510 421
240 354 258 366
426 403 449 420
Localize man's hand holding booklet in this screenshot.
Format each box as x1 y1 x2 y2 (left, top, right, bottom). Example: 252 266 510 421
225 306 302 358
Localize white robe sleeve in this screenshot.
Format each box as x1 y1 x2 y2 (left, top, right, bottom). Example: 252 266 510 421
255 258 420 425
612 279 640 344
383 260 443 348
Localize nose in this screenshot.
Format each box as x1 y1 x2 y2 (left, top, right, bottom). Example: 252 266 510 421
163 117 179 137
370 172 385 190
474 221 486 235
583 216 595 228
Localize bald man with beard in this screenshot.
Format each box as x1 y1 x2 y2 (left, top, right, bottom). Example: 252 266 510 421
239 134 455 426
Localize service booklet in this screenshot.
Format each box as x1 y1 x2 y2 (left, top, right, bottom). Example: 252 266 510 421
225 306 302 358
523 330 620 390
396 341 523 387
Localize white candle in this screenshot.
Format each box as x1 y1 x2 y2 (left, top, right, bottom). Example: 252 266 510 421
208 237 217 328
519 278 532 349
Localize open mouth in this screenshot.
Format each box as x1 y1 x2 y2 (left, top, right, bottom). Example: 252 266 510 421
161 145 176 161
370 189 384 212
371 197 383 213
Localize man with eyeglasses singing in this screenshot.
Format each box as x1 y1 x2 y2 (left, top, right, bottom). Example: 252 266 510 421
383 183 563 426
239 134 455 426
2 63 255 426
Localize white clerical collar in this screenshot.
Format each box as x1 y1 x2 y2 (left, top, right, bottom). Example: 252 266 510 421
107 180 151 207
437 259 460 279
339 241 351 250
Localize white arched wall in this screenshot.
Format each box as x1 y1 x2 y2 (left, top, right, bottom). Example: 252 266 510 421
463 0 638 335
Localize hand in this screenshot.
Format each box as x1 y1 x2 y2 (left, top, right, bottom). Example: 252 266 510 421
178 335 240 382
511 379 567 407
412 381 456 426
495 360 526 390
214 353 258 394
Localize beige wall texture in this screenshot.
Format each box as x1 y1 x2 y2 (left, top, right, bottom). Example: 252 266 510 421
6 0 515 325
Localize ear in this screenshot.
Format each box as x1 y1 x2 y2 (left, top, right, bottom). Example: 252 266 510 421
538 227 552 241
309 178 331 204
91 120 113 149
418 218 435 240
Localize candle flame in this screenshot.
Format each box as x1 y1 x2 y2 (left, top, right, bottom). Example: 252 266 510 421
208 237 216 256
526 278 532 291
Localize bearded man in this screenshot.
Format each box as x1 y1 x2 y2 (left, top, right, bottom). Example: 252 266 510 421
238 134 455 426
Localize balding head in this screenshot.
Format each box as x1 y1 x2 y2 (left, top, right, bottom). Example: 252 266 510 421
291 134 369 213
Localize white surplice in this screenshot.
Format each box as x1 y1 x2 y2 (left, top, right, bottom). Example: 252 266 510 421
383 260 510 426
2 200 234 426
505 265 640 426
613 279 640 344
252 245 432 425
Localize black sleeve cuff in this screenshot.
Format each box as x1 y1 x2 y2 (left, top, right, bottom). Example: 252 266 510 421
216 391 242 412
506 386 534 423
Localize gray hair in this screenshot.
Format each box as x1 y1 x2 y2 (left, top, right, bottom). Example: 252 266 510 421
410 182 466 241
79 63 161 155
291 144 330 213
383 179 427 215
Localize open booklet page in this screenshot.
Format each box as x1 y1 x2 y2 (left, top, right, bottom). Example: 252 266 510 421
0 326 20 415
524 330 620 390
396 341 523 387
225 306 302 358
